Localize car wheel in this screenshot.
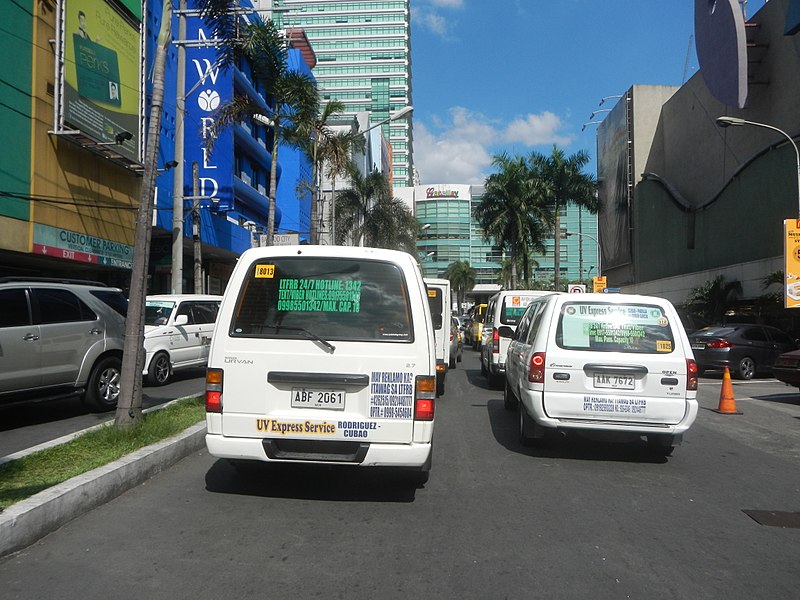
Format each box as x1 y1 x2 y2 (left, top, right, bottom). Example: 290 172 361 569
736 357 756 380
456 350 462 363
436 377 445 397
147 352 172 386
480 356 487 376
84 356 122 412
503 379 518 410
519 403 535 447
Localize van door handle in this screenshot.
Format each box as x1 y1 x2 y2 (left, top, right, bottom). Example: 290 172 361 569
89 328 103 335
23 333 39 342
583 363 649 375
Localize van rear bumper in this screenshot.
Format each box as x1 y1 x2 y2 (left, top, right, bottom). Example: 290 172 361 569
206 434 432 468
519 391 699 435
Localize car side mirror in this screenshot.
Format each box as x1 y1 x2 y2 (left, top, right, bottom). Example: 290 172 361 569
174 314 189 326
497 326 515 339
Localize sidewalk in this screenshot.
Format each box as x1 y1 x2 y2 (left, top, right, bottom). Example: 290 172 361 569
0 404 206 558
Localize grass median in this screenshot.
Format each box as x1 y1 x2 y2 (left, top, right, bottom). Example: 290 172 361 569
0 396 205 511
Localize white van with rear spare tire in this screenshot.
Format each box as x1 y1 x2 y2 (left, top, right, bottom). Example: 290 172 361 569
205 245 437 483
504 292 698 455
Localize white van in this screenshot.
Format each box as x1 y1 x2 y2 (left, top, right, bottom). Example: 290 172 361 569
480 290 554 388
504 293 698 455
424 278 451 396
205 246 436 484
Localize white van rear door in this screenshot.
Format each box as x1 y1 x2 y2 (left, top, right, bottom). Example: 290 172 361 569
216 254 430 445
543 300 691 425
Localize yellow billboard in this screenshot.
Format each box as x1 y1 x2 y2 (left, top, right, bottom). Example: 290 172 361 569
593 276 607 293
784 220 800 308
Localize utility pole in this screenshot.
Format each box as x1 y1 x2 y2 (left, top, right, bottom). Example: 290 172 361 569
171 0 187 294
192 161 203 293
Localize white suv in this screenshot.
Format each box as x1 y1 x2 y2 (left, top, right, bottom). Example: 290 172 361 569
143 295 222 385
0 277 127 411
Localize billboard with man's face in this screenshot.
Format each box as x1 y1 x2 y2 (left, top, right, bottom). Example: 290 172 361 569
62 0 140 161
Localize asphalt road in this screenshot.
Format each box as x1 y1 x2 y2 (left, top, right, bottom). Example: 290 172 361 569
1 351 798 599
0 367 206 458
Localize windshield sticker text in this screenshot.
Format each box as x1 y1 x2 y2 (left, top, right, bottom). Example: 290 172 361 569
276 278 362 313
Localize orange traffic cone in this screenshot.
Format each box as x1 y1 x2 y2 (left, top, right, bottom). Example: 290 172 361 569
713 367 742 414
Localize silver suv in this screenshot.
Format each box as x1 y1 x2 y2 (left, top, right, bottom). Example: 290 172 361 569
0 278 127 411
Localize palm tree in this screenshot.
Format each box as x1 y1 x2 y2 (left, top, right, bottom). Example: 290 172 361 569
445 260 476 311
289 99 364 243
199 10 319 244
496 255 539 289
685 275 743 323
474 153 551 288
334 166 419 252
528 145 598 291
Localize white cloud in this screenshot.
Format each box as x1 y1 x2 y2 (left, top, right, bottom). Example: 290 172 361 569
413 107 573 185
412 8 449 36
502 112 571 146
431 0 464 7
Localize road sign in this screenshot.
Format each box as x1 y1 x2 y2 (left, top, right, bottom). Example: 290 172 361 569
603 287 621 293
273 233 299 246
593 276 607 293
568 284 586 293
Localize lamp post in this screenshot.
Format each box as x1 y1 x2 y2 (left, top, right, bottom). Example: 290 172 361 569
565 231 602 277
715 116 800 218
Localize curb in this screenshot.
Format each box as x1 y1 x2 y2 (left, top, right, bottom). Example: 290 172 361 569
0 422 206 559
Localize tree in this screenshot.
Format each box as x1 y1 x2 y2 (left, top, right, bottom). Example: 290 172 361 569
685 275 742 323
114 0 172 428
289 99 364 243
496 256 539 289
334 166 419 252
200 9 319 244
445 260 476 311
528 146 598 291
474 153 551 288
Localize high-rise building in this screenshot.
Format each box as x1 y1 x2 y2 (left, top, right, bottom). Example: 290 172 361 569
269 0 414 189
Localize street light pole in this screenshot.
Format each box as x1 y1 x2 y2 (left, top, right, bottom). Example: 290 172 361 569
716 116 800 218
565 231 602 277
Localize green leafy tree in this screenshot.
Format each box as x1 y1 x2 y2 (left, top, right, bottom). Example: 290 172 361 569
474 153 551 288
335 166 419 252
497 256 539 289
445 260 477 311
685 275 742 323
289 100 364 243
528 145 598 290
200 10 319 243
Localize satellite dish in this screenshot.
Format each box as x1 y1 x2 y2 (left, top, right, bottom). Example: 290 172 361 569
694 0 748 108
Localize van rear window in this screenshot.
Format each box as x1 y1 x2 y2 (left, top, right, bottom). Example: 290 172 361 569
231 257 413 342
556 302 675 354
500 295 540 326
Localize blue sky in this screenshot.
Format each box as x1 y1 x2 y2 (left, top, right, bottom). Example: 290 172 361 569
410 0 768 184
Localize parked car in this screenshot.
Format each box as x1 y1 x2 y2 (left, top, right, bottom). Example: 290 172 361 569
143 294 222 385
688 324 797 379
504 292 698 455
449 316 463 368
0 277 127 411
772 349 800 389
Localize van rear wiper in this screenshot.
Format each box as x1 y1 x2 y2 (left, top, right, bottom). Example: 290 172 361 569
269 325 336 353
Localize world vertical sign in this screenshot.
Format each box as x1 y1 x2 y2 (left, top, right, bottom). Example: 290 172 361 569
184 12 234 212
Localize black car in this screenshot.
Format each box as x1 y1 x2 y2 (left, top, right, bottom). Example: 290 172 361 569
688 324 797 379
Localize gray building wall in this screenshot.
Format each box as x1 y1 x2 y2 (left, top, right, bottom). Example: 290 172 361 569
609 0 800 304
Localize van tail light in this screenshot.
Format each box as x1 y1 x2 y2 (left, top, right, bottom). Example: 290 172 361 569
414 375 435 421
206 368 223 412
706 339 732 349
528 352 546 383
686 359 698 391
492 327 500 354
